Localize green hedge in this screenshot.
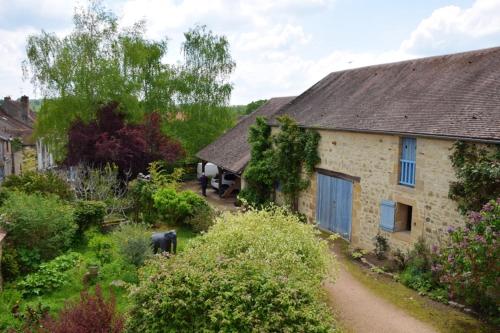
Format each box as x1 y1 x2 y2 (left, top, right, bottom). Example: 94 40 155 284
0 192 76 274
2 171 74 201
74 200 107 234
153 188 212 230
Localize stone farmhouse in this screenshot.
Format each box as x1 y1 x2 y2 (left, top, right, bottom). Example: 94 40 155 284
0 96 54 181
197 47 500 252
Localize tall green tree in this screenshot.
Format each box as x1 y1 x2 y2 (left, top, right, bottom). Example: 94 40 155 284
24 2 235 161
24 1 137 158
165 25 236 158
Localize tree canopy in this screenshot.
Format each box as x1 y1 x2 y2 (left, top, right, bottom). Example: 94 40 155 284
65 102 184 176
245 99 268 115
24 0 235 160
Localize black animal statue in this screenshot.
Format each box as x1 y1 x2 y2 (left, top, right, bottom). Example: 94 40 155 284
151 231 177 254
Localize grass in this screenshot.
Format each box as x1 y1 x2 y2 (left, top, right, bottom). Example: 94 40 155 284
332 238 496 333
0 224 199 331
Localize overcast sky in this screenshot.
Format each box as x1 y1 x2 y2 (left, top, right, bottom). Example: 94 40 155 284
1 0 500 104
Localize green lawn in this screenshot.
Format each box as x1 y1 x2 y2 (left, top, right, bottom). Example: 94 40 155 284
0 224 198 331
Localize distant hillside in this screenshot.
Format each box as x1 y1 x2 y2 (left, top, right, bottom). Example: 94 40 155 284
28 100 267 115
228 99 268 117
29 99 43 112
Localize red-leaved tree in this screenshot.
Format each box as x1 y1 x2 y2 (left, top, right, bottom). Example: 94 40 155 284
66 102 184 176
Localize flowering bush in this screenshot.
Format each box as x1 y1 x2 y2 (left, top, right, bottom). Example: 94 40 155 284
437 199 499 317
127 207 336 332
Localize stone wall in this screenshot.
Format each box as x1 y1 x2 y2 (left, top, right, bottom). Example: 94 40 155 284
298 130 466 252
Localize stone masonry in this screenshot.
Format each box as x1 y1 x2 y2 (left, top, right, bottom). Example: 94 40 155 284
297 129 466 252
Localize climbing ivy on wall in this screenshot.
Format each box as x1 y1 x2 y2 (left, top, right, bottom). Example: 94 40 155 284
240 115 320 209
449 141 500 213
240 117 275 206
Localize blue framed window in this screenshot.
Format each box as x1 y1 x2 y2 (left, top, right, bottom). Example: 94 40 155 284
399 137 416 187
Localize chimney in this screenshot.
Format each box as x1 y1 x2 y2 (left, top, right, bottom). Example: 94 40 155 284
3 96 11 103
20 95 29 121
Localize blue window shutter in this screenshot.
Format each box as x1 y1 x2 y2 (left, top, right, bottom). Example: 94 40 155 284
399 137 416 186
380 200 396 232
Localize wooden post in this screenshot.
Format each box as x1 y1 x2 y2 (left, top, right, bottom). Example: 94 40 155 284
218 167 223 197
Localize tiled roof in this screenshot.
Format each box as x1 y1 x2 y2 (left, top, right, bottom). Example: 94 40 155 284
196 97 295 173
0 98 35 144
271 47 500 142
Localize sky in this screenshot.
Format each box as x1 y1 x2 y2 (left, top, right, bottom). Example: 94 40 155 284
1 0 500 104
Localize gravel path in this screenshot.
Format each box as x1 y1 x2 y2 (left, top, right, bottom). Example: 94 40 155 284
326 265 437 333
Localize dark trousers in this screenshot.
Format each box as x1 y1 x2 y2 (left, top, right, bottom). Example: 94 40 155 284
202 186 207 196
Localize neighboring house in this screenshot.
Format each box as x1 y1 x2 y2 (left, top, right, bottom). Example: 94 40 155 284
268 47 500 252
196 97 295 194
197 47 500 253
0 96 55 178
0 133 13 181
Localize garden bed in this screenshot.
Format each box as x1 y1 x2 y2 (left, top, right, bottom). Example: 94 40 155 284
0 224 198 331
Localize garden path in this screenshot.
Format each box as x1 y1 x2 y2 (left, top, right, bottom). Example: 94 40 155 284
325 257 437 333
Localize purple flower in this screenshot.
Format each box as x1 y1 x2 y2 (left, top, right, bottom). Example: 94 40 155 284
482 202 493 212
448 254 455 263
447 226 455 234
475 235 486 243
469 211 483 224
431 264 443 273
431 244 439 253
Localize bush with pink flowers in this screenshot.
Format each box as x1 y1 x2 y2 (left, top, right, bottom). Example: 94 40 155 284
437 199 499 318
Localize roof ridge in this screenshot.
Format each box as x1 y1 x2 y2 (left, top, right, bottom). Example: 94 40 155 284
322 46 500 77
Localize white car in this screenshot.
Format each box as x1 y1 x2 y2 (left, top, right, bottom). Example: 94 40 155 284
197 162 218 179
211 172 238 193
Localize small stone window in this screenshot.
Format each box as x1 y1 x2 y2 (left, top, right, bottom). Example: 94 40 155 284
395 203 413 232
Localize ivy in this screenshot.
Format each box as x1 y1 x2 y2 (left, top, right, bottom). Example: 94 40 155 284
239 117 275 206
11 137 23 152
449 141 500 213
240 116 320 209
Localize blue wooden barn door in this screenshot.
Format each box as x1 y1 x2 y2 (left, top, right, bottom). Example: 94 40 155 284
316 173 353 240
